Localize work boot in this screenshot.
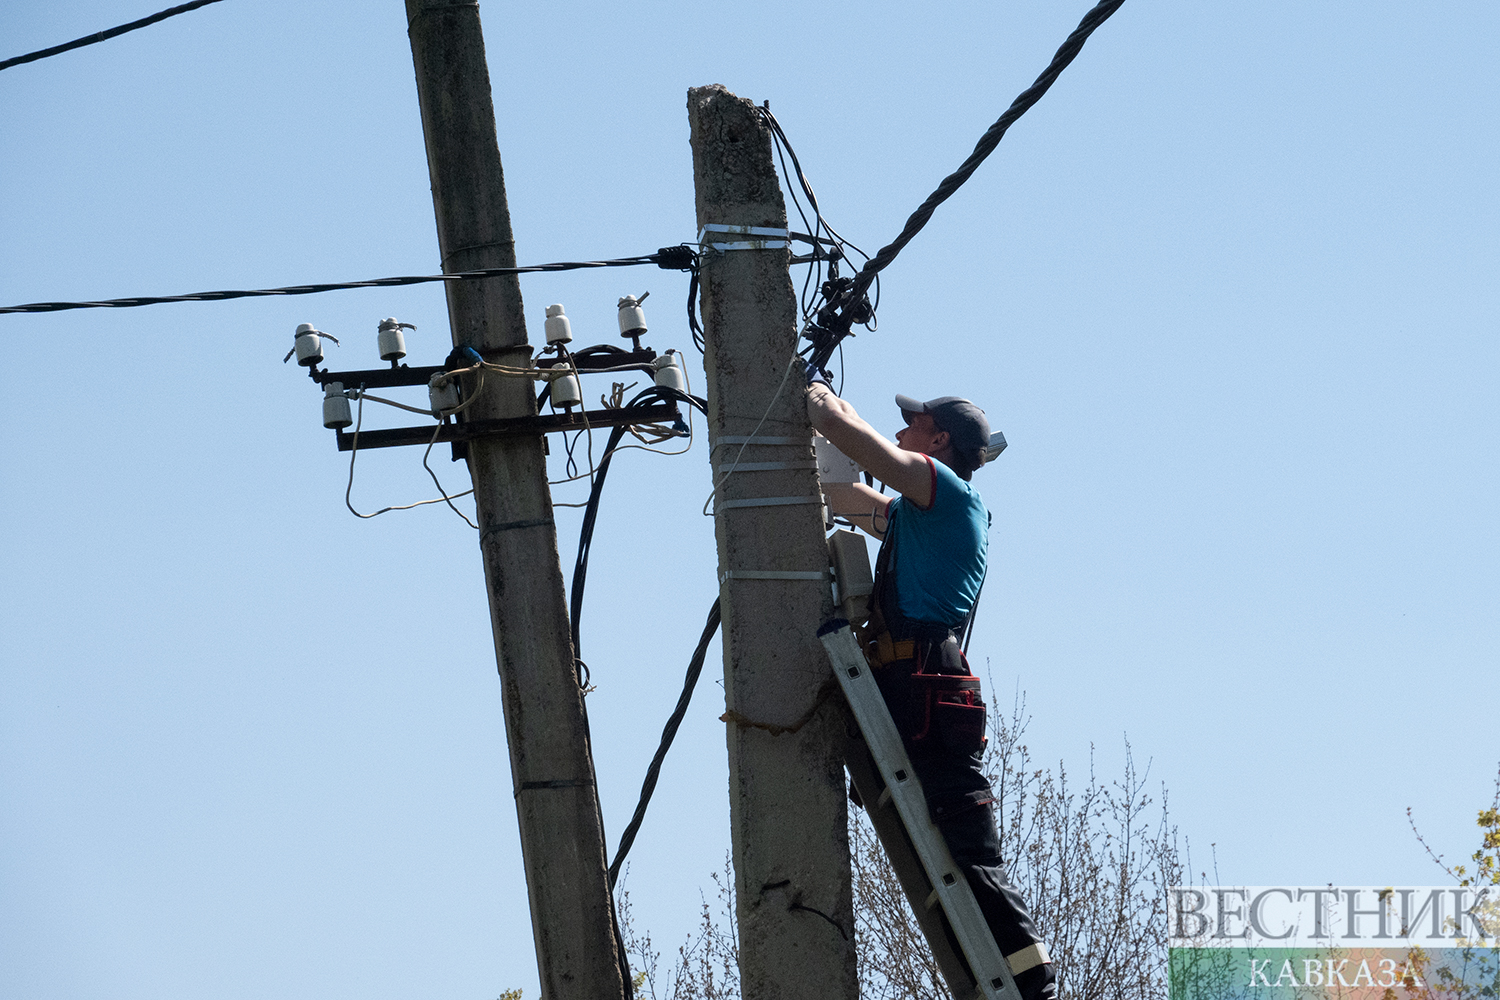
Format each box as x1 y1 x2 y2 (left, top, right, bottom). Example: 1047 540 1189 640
1013 962 1056 1000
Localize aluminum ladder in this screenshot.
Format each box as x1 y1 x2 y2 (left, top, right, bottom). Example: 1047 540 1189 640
822 528 1024 1000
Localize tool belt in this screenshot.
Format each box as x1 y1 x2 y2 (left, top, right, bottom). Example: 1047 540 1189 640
851 514 988 755
858 604 988 756
864 631 916 668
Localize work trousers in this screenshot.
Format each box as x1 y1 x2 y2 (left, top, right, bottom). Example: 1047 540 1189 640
872 640 1056 1000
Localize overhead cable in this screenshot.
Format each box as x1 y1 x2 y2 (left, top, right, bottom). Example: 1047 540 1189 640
758 105 877 330
854 0 1124 293
0 0 227 73
0 245 699 316
607 597 721 889
803 0 1126 372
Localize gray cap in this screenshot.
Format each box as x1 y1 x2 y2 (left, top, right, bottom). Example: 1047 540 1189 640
895 394 992 459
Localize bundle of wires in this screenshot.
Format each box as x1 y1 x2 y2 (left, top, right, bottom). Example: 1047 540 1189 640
560 381 710 999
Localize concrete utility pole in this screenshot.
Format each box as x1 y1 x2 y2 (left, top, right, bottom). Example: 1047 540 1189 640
405 4 624 999
687 85 858 1000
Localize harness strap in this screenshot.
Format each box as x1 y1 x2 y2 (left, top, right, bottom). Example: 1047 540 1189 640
866 635 915 668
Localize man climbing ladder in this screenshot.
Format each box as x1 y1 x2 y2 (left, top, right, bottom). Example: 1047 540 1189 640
807 373 1057 1000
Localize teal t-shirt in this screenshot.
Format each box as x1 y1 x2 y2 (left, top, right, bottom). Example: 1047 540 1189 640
884 457 990 627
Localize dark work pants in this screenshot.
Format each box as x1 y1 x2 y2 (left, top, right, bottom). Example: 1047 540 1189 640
873 648 1056 1000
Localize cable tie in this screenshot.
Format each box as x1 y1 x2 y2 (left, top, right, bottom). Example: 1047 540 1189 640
719 569 832 584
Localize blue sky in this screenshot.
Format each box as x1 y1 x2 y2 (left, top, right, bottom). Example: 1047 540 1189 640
2 2 1496 998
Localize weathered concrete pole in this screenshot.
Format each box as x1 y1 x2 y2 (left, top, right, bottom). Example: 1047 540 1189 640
687 84 858 1000
405 4 624 998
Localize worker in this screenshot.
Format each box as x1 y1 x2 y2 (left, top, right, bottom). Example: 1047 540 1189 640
807 372 1056 1000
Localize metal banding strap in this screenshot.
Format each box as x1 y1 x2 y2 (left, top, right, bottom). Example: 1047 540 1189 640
698 224 790 241
705 240 789 252
712 435 807 449
515 777 594 798
698 224 791 253
481 515 554 539
720 569 832 584
713 460 818 475
715 496 823 511
1006 942 1052 975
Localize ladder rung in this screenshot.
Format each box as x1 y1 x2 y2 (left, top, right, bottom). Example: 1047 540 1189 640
877 787 893 809
925 889 940 910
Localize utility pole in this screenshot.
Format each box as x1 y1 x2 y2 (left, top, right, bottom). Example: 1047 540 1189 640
687 85 858 1000
405 4 625 999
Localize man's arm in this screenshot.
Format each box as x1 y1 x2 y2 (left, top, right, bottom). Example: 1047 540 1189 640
807 381 934 508
822 481 892 539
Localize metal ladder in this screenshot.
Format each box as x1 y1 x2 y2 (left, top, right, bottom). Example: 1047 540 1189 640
822 532 1024 1000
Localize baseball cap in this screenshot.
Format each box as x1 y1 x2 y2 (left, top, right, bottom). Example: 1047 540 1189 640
895 394 992 458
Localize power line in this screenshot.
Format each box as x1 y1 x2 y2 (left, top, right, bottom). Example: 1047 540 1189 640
802 0 1127 372
0 0 228 73
855 0 1126 294
608 596 721 889
0 246 698 316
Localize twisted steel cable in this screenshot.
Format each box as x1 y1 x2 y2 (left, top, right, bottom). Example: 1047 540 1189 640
850 0 1126 301
0 0 227 73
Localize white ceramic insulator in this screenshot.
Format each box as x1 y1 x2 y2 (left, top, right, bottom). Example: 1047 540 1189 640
617 296 647 337
323 382 352 429
377 326 407 362
428 374 461 414
293 324 324 367
550 366 582 409
815 434 861 484
544 304 573 344
653 351 687 392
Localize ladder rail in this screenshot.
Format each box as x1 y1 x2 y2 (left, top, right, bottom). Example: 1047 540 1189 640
821 622 1024 1000
844 735 979 1000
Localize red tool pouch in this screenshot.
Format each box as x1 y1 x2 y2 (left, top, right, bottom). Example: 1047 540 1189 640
908 670 988 754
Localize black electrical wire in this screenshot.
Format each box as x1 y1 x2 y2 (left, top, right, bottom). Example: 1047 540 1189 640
569 384 707 660
0 0 227 73
854 0 1124 291
557 381 706 999
757 105 878 334
0 244 699 316
685 266 705 353
802 0 1126 373
607 596 721 889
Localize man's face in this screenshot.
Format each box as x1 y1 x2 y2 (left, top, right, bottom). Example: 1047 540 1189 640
895 411 948 455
